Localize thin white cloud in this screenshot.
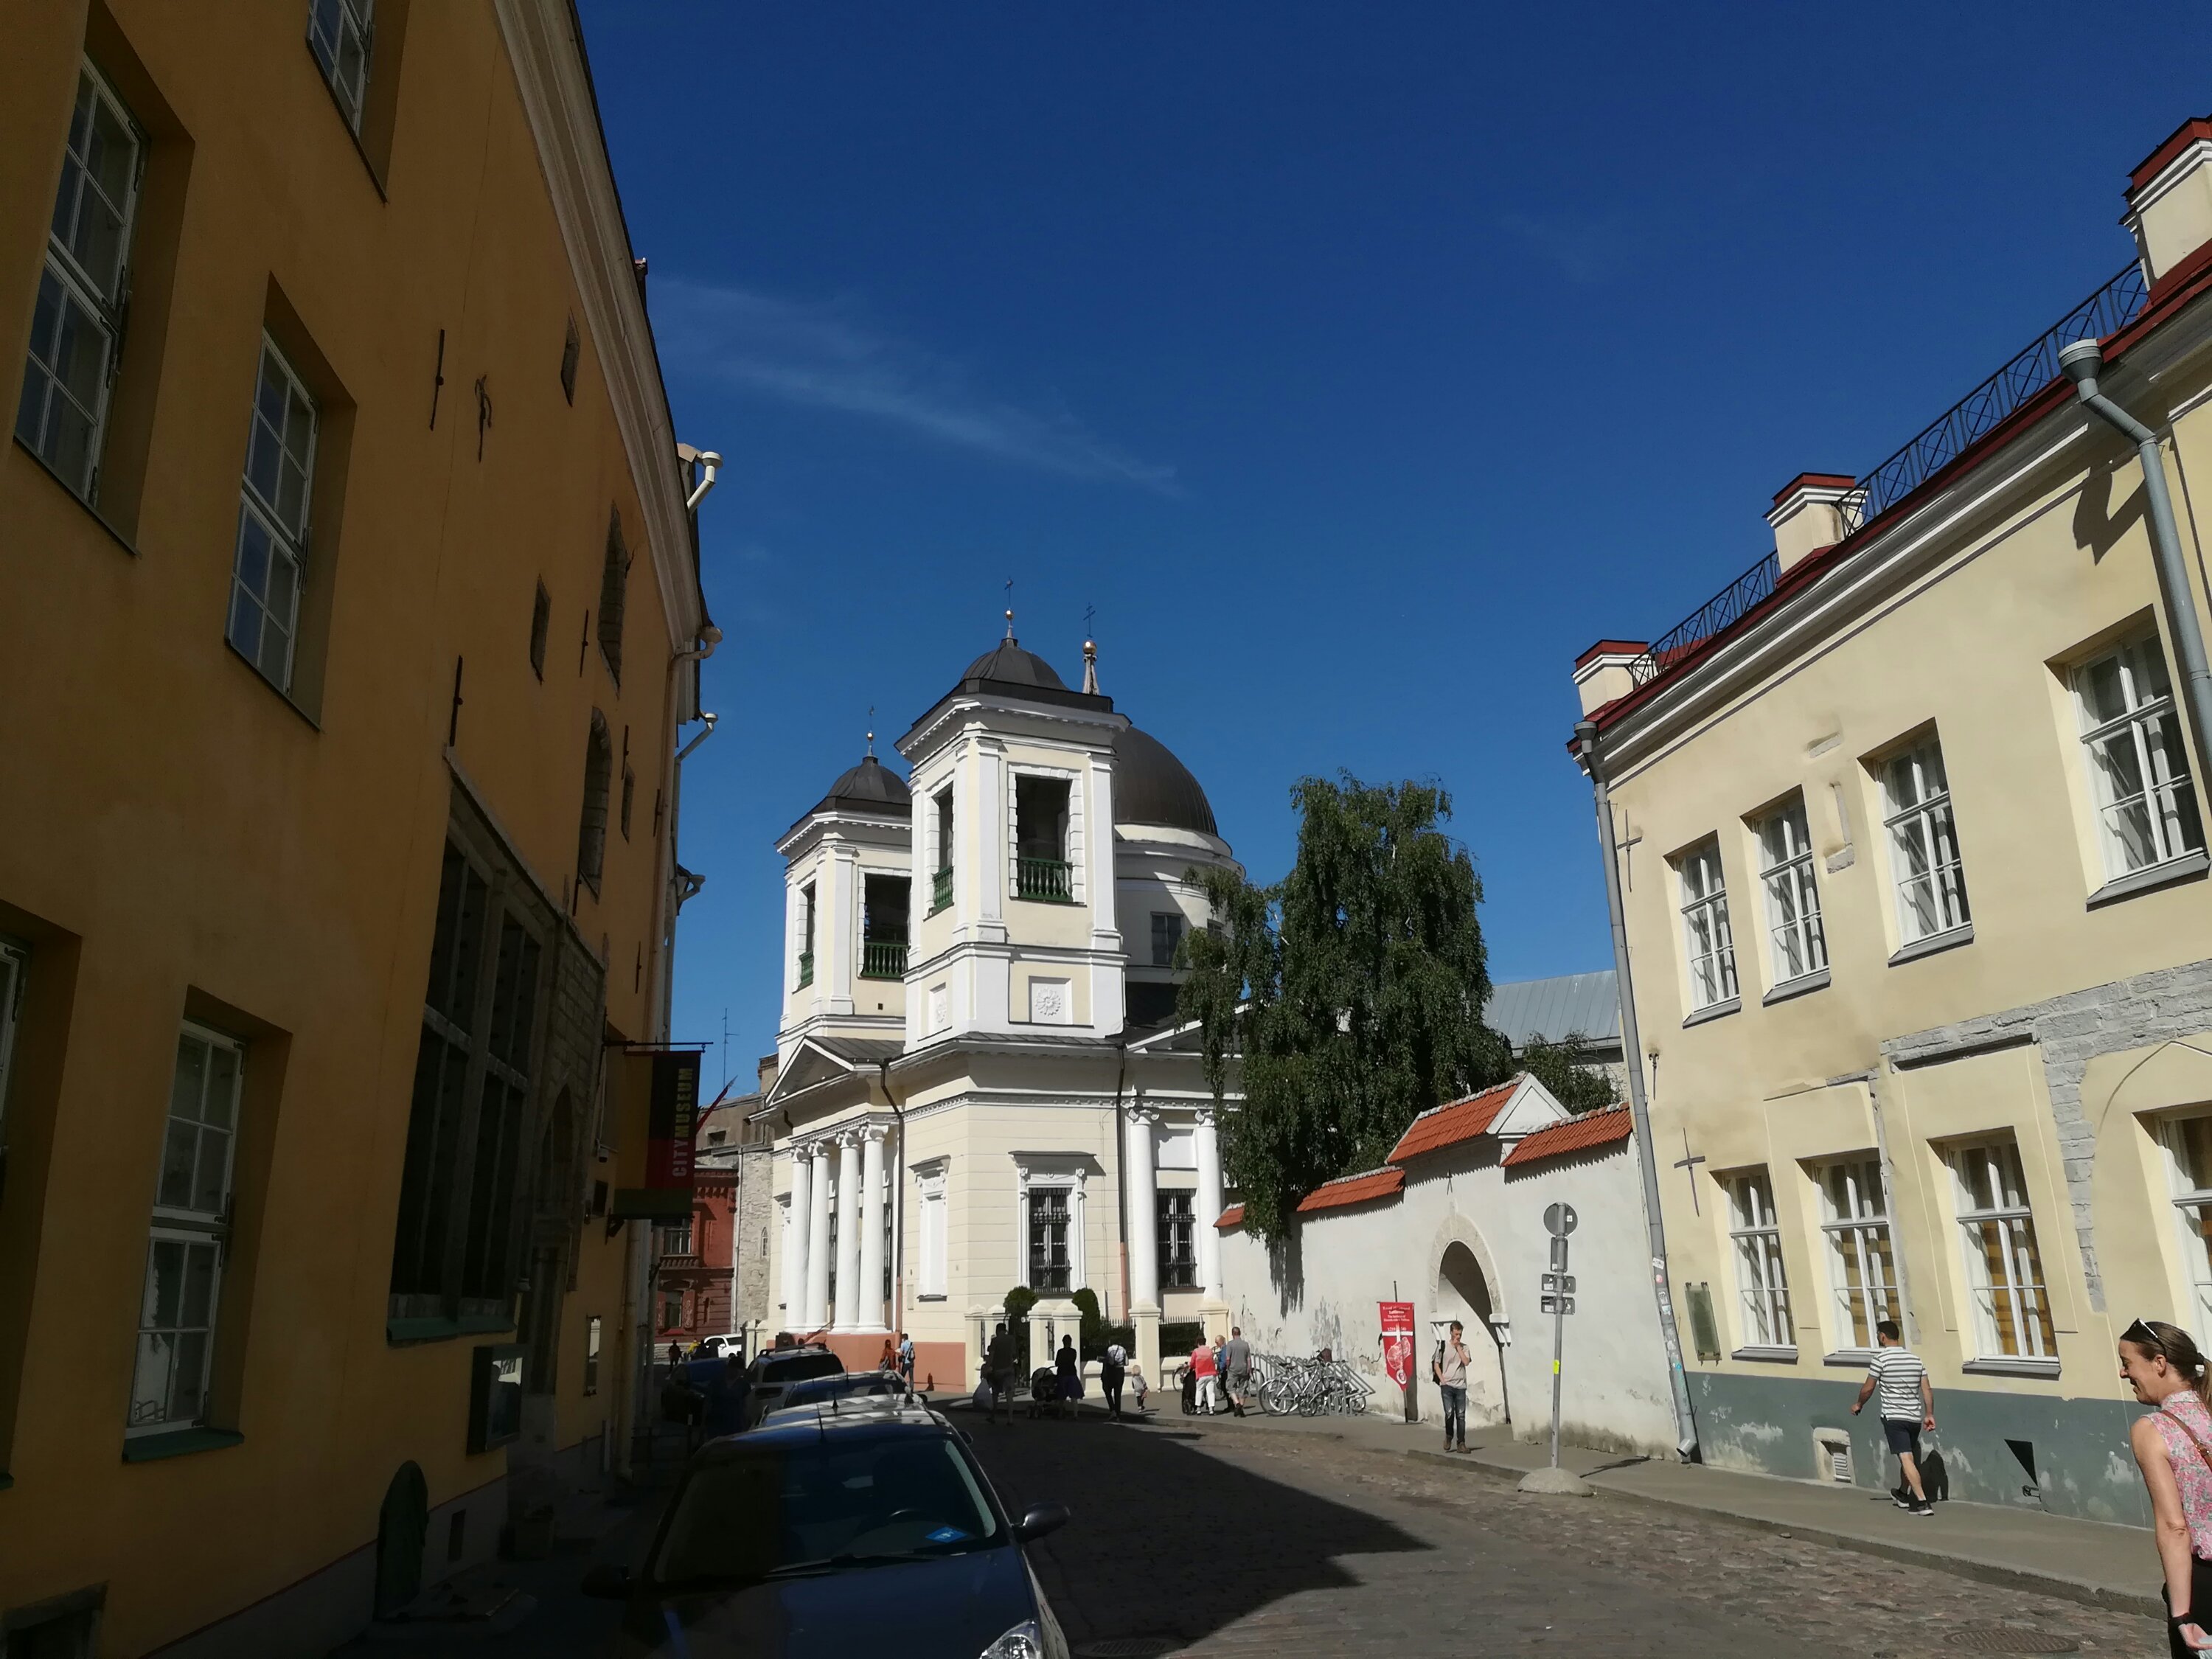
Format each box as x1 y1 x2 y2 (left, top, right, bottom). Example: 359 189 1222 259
656 278 1178 493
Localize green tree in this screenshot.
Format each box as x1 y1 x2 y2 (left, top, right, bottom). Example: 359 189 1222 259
1180 775 1512 1241
1516 1032 1622 1114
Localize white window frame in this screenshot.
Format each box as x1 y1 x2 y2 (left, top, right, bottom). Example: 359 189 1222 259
1947 1139 2056 1364
17 60 144 500
1882 738 1970 945
227 335 319 692
1725 1170 1792 1352
1756 800 1827 986
307 0 376 132
2073 634 2205 879
915 1164 947 1299
1677 840 1738 1011
1815 1157 1898 1354
128 1021 243 1438
1157 1189 1197 1290
2157 1114 2212 1348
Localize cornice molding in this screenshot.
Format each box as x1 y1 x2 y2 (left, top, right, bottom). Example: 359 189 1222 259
491 0 702 656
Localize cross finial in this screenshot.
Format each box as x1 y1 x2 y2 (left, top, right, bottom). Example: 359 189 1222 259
1083 603 1096 637
866 706 874 758
1004 577 1015 641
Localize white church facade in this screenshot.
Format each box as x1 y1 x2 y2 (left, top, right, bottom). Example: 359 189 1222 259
753 630 1243 1388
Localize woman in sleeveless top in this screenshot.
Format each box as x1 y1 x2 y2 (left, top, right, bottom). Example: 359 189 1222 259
2121 1318 2212 1655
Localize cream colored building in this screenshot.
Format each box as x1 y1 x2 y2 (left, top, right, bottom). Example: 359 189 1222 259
1570 115 2212 1523
755 633 1243 1388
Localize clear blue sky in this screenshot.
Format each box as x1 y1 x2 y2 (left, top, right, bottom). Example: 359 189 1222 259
574 1 2212 1088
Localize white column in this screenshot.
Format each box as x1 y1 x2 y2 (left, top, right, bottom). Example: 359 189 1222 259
802 1142 832 1331
1194 1109 1225 1300
1086 754 1120 950
857 1125 888 1332
825 844 858 1015
976 742 1006 935
1070 1172 1088 1294
833 1133 864 1331
1125 1108 1160 1312
781 1158 809 1323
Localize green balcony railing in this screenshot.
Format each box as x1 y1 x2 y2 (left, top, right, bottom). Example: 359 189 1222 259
861 939 908 980
1016 856 1074 903
931 866 953 914
796 950 814 988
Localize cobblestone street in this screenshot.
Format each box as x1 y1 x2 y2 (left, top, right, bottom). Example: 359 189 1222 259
960 1412 2166 1658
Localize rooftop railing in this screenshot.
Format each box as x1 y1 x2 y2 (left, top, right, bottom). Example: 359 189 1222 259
1627 261 2149 688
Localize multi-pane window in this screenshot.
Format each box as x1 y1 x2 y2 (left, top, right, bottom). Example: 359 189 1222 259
597 511 627 684
1027 1188 1070 1293
659 1215 695 1258
1882 740 1970 944
1950 1141 2056 1363
129 1025 243 1435
227 339 319 690
1151 912 1186 969
1677 841 1737 1010
2075 636 2204 878
1157 1191 1197 1289
307 0 375 131
17 63 142 498
931 789 955 914
1817 1158 1898 1350
576 712 612 895
797 883 816 988
389 834 545 1327
1725 1171 1791 1349
2159 1116 2212 1346
1757 801 1826 985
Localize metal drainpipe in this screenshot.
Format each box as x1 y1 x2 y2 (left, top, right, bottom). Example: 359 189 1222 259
2059 339 2212 801
1575 718 1701 1462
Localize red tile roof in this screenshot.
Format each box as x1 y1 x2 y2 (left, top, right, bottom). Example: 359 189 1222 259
1502 1105 1633 1169
1295 1166 1405 1214
1386 1078 1522 1165
1215 1203 1245 1230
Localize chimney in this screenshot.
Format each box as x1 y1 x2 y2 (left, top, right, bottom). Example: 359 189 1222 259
2125 116 2212 289
1766 473 1859 571
1573 640 1647 716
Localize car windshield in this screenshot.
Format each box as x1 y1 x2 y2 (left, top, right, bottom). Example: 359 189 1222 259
652 1433 1003 1589
791 1377 900 1405
757 1353 842 1385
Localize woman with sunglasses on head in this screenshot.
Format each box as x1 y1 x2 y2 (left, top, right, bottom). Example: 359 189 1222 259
2121 1318 2212 1654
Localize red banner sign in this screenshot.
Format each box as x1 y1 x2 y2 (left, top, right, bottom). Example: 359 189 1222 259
644 1048 700 1192
1380 1301 1415 1388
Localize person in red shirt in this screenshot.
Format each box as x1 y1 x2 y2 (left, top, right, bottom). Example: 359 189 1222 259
1189 1340 1218 1415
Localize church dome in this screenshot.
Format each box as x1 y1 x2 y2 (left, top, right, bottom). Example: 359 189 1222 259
809 754 911 819
956 640 1068 693
1114 726 1217 837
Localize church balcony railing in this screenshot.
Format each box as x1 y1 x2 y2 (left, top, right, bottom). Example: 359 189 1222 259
1016 856 1074 903
861 939 908 980
931 866 953 914
796 950 814 988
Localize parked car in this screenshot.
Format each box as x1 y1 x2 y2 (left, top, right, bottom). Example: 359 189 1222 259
585 1397 1071 1657
757 1371 908 1425
736 1345 845 1430
695 1334 745 1360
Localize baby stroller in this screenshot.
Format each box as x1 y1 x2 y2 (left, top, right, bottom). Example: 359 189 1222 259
1179 1363 1197 1415
1025 1366 1058 1419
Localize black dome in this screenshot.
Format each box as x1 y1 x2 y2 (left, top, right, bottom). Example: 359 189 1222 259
956 640 1068 692
1115 726 1217 837
810 754 911 819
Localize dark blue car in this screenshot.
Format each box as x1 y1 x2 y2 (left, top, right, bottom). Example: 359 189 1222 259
587 1397 1071 1658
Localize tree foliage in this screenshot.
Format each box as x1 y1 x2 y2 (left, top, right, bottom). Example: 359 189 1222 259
1180 775 1512 1242
1516 1032 1622 1115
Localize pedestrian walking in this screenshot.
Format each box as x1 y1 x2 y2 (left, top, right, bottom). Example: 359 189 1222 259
1189 1338 1218 1415
2120 1318 2212 1655
985 1321 1018 1425
877 1336 897 1374
1222 1326 1253 1418
897 1330 916 1386
1101 1340 1128 1420
1850 1319 1935 1516
1433 1320 1471 1453
1128 1360 1150 1416
1055 1335 1083 1419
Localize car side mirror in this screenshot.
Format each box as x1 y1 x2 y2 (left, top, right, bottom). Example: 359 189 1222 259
580 1563 633 1601
1013 1501 1071 1543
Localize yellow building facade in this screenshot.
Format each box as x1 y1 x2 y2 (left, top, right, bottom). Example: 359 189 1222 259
0 1 716 1651
1572 114 2212 1525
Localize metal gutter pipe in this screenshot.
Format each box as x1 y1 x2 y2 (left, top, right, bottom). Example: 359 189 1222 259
1574 717 1700 1463
2059 339 2212 800
684 450 723 512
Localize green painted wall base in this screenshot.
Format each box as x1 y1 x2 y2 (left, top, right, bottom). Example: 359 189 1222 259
1687 1368 2149 1528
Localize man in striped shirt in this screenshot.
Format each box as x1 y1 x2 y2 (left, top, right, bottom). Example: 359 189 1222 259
1852 1319 1936 1516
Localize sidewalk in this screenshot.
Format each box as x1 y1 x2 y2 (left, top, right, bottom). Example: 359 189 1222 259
1119 1402 2160 1618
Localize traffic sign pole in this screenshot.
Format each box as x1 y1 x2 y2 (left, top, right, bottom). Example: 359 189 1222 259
1542 1203 1576 1470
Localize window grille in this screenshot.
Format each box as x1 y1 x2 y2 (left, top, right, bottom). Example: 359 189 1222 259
576 712 612 894
1027 1189 1070 1293
1151 912 1185 969
307 0 375 131
559 316 580 405
619 765 635 842
1157 1191 1197 1289
1677 840 1737 1009
1726 1170 1791 1349
2161 1115 2212 1347
1882 740 1970 943
1757 801 1826 985
227 337 319 691
16 63 142 500
1817 1158 1898 1349
130 1023 243 1434
2075 635 2204 877
1949 1141 2055 1361
529 580 550 680
597 511 627 684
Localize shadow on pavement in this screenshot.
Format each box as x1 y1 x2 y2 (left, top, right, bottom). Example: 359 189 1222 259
956 1408 1432 1649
